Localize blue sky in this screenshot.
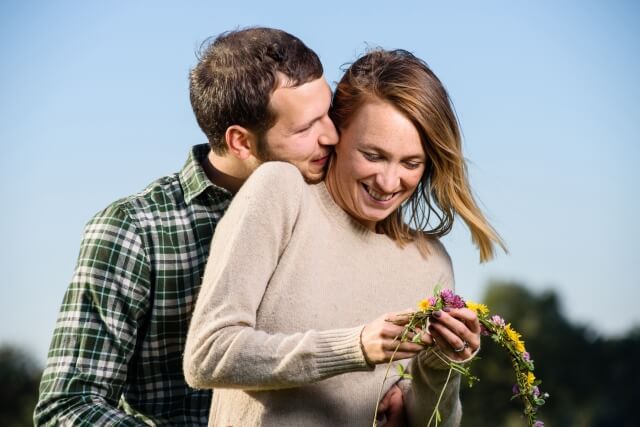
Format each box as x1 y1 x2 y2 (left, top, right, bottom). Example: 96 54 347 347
1 1 638 363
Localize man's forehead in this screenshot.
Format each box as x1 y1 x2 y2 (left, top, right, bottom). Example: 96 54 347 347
269 76 331 126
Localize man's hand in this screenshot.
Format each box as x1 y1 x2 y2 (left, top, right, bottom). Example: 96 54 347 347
377 384 406 426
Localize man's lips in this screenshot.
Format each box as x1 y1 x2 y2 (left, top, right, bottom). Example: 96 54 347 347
311 153 330 165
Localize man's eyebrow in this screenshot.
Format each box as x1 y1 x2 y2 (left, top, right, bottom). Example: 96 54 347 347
291 113 325 132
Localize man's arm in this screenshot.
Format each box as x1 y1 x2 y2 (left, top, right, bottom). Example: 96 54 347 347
34 204 152 426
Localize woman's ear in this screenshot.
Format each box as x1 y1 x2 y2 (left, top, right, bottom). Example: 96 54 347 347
224 125 258 160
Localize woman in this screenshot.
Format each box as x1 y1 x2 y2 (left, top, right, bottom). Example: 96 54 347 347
184 49 505 426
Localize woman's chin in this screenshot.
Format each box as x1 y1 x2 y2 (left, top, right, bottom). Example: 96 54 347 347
352 209 393 229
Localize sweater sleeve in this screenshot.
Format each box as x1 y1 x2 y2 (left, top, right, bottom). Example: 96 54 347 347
183 162 371 391
404 349 462 427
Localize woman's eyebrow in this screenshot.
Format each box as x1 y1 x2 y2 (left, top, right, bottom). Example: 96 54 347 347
359 143 425 160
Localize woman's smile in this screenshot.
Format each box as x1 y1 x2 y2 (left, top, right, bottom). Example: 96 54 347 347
361 183 398 204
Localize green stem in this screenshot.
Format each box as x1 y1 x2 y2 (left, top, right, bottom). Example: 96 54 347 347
371 340 402 427
427 364 454 427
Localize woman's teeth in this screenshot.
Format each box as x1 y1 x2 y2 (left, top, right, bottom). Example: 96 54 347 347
364 185 394 201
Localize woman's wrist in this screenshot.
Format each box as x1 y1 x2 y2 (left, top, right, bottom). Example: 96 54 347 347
359 325 375 367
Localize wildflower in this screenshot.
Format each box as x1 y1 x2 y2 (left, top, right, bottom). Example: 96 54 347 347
504 324 526 353
533 421 544 427
523 351 531 362
504 324 520 341
440 288 465 308
527 371 536 386
418 299 431 311
532 386 540 397
480 324 491 336
512 384 519 396
466 300 489 316
440 288 454 302
491 314 506 327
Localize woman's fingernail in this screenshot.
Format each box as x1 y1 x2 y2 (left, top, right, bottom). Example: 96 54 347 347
443 307 451 312
433 310 442 318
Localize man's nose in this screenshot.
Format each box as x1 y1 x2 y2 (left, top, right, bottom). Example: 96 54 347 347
319 116 339 146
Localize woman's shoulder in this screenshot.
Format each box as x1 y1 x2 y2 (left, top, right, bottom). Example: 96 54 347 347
410 235 455 285
407 232 453 265
249 161 304 186
428 236 451 260
240 162 306 199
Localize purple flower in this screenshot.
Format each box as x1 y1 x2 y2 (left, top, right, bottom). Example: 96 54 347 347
440 289 454 301
428 296 438 306
440 289 465 308
532 386 540 397
491 315 505 327
480 325 491 336
523 351 531 362
512 384 519 395
533 421 544 427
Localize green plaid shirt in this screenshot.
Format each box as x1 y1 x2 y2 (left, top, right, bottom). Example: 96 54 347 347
35 144 233 426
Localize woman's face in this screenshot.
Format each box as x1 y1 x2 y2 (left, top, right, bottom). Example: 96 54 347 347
329 100 426 231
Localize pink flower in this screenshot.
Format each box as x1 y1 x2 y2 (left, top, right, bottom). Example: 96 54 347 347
440 289 454 300
491 315 505 327
428 296 438 306
440 289 465 308
523 351 531 362
533 421 544 427
480 325 491 336
532 386 540 397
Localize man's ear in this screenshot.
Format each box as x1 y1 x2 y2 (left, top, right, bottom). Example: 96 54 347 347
224 125 258 160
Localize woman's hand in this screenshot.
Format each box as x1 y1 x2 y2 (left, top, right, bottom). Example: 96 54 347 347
428 307 481 362
361 311 433 364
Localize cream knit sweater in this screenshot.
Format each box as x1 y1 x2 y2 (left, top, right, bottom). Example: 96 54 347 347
184 162 462 426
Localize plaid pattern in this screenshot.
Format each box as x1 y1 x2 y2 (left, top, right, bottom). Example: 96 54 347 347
35 144 232 426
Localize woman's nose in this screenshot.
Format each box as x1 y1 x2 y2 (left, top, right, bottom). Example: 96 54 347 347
375 166 400 193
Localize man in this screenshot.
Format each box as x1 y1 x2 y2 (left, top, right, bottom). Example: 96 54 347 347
34 28 338 426
35 27 405 426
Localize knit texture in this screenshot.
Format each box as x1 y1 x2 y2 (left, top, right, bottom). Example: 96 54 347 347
184 162 462 426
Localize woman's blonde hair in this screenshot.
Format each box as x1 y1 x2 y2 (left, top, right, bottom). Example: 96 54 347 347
330 49 506 262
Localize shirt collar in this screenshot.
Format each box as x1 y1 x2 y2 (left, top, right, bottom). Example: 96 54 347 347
180 144 232 205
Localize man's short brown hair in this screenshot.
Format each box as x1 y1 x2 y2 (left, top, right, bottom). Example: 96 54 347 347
190 27 323 155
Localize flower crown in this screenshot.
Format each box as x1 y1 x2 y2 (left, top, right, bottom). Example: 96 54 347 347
374 286 548 427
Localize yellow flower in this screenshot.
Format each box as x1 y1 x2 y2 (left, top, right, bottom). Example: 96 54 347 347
527 371 536 386
418 299 431 311
514 340 526 353
504 324 526 353
466 300 489 316
504 324 521 341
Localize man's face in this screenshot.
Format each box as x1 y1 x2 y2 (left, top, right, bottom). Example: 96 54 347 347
259 77 339 183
